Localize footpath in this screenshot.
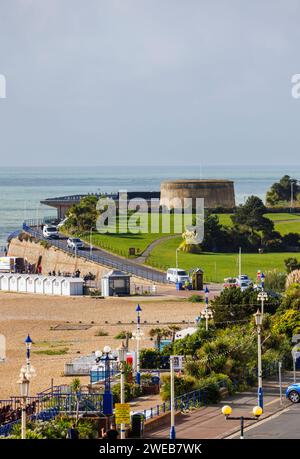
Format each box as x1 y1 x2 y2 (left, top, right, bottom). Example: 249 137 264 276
146 371 297 439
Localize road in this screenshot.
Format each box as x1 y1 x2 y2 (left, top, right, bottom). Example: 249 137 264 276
147 372 298 439
23 224 168 283
230 403 300 439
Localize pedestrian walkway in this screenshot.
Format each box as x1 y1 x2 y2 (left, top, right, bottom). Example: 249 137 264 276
147 372 297 439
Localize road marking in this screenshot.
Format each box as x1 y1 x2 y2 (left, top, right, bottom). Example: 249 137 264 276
226 406 292 438
264 398 282 407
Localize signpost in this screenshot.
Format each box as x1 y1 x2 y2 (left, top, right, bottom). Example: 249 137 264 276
115 403 131 426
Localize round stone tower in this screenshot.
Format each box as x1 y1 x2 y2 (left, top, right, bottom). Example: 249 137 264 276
160 179 235 209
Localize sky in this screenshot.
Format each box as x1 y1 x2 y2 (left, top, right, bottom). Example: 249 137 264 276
0 0 300 167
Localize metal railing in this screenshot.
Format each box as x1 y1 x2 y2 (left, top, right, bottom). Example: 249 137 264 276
141 379 229 421
22 221 167 283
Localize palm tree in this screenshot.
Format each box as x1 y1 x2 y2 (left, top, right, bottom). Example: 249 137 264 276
149 328 170 350
168 325 182 343
70 378 82 423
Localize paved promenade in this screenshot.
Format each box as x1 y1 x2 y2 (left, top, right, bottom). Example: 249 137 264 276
146 372 297 439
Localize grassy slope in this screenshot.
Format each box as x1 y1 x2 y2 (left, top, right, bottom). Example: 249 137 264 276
146 236 298 282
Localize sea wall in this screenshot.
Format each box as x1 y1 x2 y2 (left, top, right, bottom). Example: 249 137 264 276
7 237 149 287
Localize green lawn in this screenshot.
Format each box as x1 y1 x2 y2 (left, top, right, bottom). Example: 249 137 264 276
214 213 300 236
146 236 298 282
82 214 182 257
80 212 300 260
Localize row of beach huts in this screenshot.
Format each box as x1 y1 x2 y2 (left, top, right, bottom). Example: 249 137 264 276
0 273 84 296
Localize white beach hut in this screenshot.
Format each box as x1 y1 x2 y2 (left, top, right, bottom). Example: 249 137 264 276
61 278 84 296
53 278 64 295
35 276 47 295
44 277 56 295
18 275 30 293
26 275 38 294
1 274 12 291
8 274 18 292
0 274 5 290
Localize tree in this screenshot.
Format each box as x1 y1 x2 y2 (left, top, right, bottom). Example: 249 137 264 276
149 327 170 350
284 257 300 273
231 196 274 236
266 175 300 205
64 195 98 233
272 309 300 337
211 286 280 324
167 325 182 343
70 378 82 423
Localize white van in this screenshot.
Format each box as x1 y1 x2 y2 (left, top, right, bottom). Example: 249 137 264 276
42 225 59 239
166 268 190 283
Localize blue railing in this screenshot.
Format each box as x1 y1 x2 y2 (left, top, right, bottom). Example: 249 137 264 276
22 221 167 283
141 380 229 421
0 407 59 437
90 368 120 384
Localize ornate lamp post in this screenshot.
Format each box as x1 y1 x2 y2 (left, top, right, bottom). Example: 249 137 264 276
118 341 127 439
169 355 176 440
18 335 35 440
254 309 263 408
257 291 268 316
95 346 115 416
201 286 213 331
134 305 142 386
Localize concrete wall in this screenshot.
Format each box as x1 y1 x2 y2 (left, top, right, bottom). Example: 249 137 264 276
160 179 235 209
7 237 150 287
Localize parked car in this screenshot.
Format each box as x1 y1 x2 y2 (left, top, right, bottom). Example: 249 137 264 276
67 238 84 250
166 268 190 284
42 225 59 239
286 383 300 403
223 277 238 289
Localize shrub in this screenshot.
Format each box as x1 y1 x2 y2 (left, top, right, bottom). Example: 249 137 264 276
264 269 286 293
188 294 203 303
112 382 142 403
272 309 300 337
114 330 132 340
94 329 108 337
286 270 300 289
140 348 160 369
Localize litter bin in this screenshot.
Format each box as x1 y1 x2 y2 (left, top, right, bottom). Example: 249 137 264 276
131 413 144 438
175 282 182 291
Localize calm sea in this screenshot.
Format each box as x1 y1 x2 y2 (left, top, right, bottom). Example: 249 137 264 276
0 165 299 245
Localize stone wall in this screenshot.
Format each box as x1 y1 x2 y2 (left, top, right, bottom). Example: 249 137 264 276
160 179 235 209
7 237 149 287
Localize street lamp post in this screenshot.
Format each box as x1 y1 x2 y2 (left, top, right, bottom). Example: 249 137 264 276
135 305 142 386
222 405 263 439
169 356 176 440
96 346 114 416
118 341 127 440
254 310 263 409
18 335 34 440
257 291 268 316
18 368 30 440
202 286 213 331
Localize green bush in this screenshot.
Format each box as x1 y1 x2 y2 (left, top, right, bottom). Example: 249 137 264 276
112 382 142 403
140 348 160 369
10 417 97 439
264 269 286 292
94 329 108 336
272 309 300 337
188 294 203 303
